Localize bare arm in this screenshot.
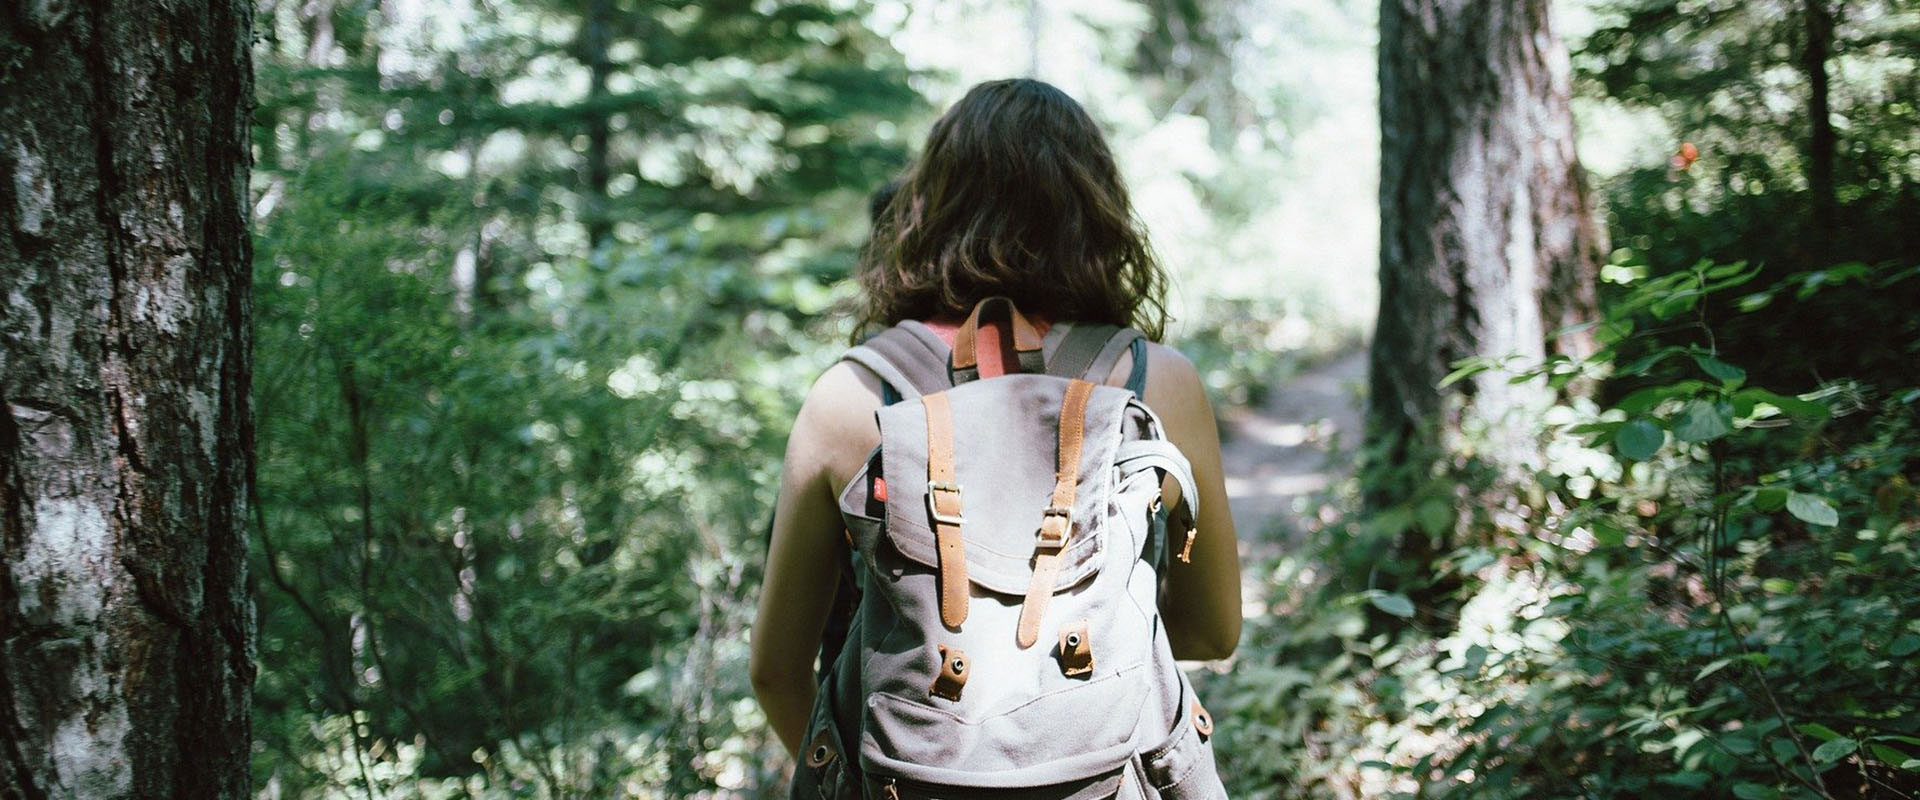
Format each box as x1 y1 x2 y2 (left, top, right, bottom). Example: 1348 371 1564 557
749 362 881 756
1133 343 1243 660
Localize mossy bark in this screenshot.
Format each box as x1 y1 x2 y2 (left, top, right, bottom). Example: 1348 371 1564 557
1368 0 1602 602
0 1 255 796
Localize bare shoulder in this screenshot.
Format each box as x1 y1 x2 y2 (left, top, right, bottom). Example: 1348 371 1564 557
790 358 886 489
1114 340 1208 419
1141 341 1201 389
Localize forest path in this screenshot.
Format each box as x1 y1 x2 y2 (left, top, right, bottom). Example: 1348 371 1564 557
1217 348 1368 575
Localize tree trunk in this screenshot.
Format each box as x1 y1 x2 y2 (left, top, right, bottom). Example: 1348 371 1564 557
1369 0 1601 516
581 0 614 252
0 2 255 797
1801 0 1837 239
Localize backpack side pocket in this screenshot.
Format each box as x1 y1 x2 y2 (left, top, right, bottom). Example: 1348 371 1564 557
1133 686 1227 800
791 690 861 800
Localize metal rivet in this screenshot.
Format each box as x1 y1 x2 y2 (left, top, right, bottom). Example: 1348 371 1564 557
811 745 829 763
1066 633 1082 649
950 657 965 674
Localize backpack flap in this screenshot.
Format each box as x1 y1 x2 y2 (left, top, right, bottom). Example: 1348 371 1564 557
873 375 1134 598
836 447 885 555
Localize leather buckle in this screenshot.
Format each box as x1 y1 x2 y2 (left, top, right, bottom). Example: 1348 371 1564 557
926 481 965 526
1036 505 1073 548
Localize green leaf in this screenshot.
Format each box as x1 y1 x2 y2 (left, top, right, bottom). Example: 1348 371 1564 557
1751 487 1789 512
1615 419 1665 461
1736 388 1831 420
1651 289 1701 320
1658 771 1710 788
1903 759 1920 772
1731 783 1777 800
1737 291 1776 312
1370 592 1416 619
1797 722 1844 742
1438 358 1494 389
1463 644 1489 674
1890 634 1920 657
1786 493 1839 527
1705 261 1750 279
1761 578 1795 594
1870 745 1914 766
1414 498 1454 538
1695 657 1733 681
1692 354 1746 385
1673 400 1732 443
1365 507 1415 539
1812 737 1858 763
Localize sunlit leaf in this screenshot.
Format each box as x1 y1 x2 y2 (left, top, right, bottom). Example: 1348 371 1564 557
1370 592 1416 619
1786 493 1839 527
1812 737 1858 763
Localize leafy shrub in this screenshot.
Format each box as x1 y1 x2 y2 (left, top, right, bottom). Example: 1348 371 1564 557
1207 260 1920 799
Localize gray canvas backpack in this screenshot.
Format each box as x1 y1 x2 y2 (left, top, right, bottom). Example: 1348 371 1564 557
791 298 1229 800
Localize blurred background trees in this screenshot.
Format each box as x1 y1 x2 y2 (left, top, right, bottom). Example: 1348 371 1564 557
234 0 1917 797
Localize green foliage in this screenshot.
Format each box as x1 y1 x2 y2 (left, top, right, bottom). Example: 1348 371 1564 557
1206 260 1920 799
248 0 1371 795
250 1 914 796
1576 0 1920 395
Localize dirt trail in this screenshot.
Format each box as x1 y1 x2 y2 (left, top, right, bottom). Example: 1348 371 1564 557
1217 349 1369 561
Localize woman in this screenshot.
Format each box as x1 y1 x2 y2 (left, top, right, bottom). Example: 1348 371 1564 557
751 78 1241 786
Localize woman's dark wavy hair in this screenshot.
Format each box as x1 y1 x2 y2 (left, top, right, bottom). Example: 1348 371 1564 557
856 79 1169 340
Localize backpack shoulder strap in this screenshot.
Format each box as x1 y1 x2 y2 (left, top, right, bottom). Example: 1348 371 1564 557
1077 327 1149 396
842 322 953 400
1045 322 1121 381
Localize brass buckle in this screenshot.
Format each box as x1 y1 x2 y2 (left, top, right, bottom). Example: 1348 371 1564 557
926 481 965 526
1036 505 1074 548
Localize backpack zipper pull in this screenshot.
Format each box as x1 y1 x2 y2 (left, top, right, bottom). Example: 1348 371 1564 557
1177 525 1197 564
881 779 901 800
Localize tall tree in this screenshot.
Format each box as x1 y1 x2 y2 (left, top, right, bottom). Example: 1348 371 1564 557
0 1 255 797
1368 0 1602 559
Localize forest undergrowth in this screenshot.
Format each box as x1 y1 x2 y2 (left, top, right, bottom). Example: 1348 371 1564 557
1205 259 1920 800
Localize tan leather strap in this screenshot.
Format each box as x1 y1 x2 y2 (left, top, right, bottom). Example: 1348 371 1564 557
1057 618 1095 677
1191 699 1215 738
1016 379 1094 648
951 296 1044 379
923 391 968 630
929 644 969 701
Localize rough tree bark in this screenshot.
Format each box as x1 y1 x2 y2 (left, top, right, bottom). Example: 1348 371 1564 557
1369 0 1602 514
0 1 255 797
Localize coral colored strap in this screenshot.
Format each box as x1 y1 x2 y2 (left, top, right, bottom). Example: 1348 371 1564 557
951 297 1045 381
